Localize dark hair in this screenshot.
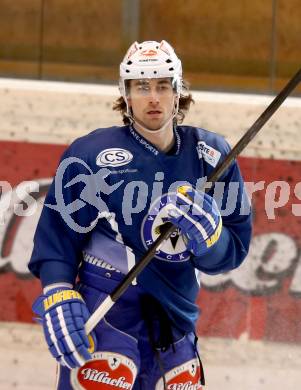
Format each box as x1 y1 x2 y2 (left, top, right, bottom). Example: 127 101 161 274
112 79 194 125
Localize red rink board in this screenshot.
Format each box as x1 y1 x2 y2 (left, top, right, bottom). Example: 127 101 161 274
197 157 301 343
0 140 301 343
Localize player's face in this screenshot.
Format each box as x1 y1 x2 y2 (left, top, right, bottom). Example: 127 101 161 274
127 78 176 131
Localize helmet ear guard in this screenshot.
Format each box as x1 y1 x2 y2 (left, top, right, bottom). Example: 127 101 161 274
171 74 183 95
118 78 129 100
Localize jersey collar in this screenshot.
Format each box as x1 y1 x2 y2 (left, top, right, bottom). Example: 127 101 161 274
128 125 181 156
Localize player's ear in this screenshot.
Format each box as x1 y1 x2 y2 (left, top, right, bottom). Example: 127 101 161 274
174 94 179 107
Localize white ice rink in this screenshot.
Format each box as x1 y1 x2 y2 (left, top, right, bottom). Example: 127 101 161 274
1 322 301 390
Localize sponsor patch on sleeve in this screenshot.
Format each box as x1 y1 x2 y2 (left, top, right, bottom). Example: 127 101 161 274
196 141 221 168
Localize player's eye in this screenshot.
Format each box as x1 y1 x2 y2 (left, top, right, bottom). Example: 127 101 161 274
136 84 150 93
157 84 172 92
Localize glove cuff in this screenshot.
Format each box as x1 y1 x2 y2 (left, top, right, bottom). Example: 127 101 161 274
43 282 73 294
43 289 84 311
32 287 84 317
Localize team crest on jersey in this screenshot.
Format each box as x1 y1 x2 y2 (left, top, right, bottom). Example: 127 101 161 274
70 351 137 389
155 358 203 389
141 193 190 262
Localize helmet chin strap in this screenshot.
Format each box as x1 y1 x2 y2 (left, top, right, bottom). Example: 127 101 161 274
126 96 180 134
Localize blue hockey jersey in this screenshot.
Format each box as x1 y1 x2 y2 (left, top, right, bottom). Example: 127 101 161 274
29 125 252 332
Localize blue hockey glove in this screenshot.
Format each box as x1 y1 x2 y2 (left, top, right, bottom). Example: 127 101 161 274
32 287 96 369
167 185 222 256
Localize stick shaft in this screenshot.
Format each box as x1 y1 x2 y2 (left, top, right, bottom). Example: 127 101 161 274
208 68 301 184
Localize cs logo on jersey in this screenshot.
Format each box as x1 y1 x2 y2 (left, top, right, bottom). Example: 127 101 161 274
141 193 191 262
96 148 133 167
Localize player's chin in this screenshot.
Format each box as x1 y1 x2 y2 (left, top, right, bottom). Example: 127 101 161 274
144 118 165 131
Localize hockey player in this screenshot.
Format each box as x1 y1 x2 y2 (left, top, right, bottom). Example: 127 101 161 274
29 40 252 389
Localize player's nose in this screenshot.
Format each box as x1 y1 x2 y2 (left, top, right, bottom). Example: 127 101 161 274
148 88 160 104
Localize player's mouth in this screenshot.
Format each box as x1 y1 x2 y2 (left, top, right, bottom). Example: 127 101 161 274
147 110 163 118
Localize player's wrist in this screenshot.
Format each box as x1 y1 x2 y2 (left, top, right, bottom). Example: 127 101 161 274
43 282 73 294
192 225 231 264
39 260 77 287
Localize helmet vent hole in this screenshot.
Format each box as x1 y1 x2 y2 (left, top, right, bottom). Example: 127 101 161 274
156 46 159 49
169 67 174 71
166 59 172 63
126 70 130 73
139 46 142 49
127 61 132 65
154 71 157 74
141 71 144 75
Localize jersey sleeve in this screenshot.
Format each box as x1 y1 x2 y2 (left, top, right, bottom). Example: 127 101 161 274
191 146 252 274
28 144 102 287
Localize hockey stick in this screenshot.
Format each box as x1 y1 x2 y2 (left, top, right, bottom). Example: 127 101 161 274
85 67 301 335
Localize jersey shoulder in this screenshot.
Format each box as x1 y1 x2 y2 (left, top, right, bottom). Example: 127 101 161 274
63 125 131 160
179 125 231 157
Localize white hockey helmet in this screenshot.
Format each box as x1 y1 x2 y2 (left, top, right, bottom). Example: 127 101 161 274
119 40 183 99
